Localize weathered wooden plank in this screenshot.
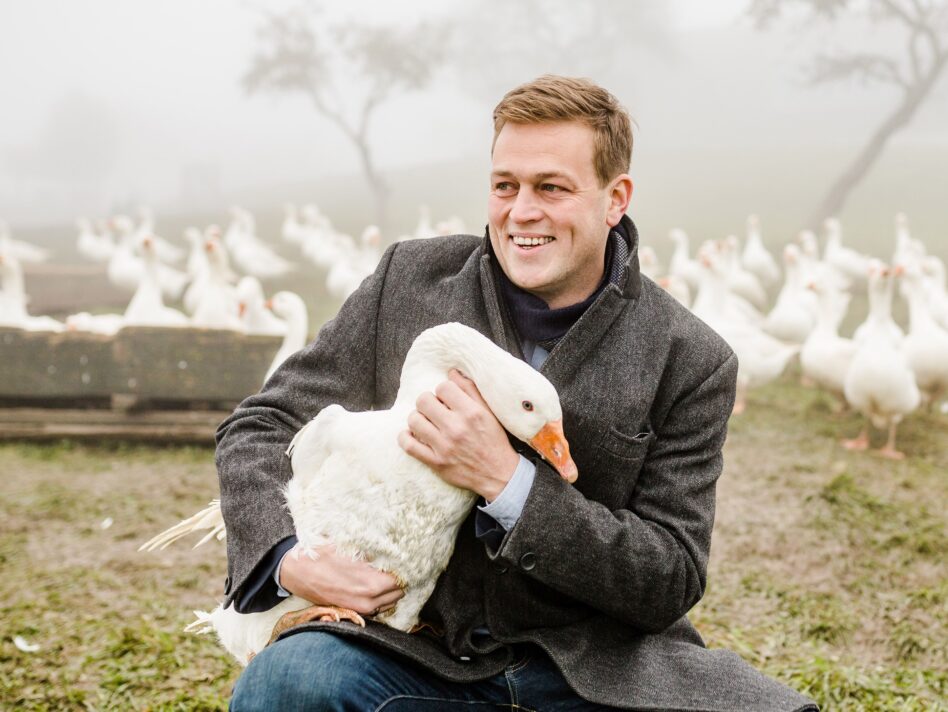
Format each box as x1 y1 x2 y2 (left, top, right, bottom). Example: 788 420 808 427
0 407 231 443
0 327 282 405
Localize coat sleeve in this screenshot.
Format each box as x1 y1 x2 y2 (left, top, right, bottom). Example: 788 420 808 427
486 351 738 633
215 243 397 605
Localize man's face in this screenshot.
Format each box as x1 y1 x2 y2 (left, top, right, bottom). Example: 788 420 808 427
488 121 630 309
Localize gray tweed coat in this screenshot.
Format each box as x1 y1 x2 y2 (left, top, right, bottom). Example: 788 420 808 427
216 217 817 711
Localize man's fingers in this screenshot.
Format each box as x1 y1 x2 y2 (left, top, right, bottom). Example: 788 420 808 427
406 410 442 450
447 369 487 407
397 429 439 467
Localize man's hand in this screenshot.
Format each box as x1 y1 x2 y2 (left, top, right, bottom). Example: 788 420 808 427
279 543 404 615
398 369 520 501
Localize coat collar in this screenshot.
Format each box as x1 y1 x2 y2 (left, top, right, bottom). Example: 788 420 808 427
477 214 643 379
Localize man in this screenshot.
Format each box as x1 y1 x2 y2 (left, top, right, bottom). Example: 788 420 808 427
218 75 817 710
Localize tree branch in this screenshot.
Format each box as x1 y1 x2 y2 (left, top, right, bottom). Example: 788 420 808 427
808 52 911 88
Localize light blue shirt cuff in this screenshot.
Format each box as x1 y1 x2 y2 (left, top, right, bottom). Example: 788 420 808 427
477 455 536 531
273 548 294 598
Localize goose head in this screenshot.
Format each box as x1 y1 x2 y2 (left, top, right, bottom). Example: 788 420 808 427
402 323 578 482
266 291 308 334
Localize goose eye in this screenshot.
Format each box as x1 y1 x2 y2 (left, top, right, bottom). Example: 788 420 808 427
522 400 533 411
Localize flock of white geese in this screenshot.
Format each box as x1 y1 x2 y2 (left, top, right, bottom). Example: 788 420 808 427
1 207 945 457
641 213 947 459
0 205 463 382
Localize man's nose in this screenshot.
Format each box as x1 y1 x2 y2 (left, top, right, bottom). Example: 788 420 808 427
509 187 543 224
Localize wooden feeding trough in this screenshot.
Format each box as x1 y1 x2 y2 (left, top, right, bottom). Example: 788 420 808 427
0 327 282 442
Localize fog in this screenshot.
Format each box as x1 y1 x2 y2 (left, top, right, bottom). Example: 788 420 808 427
1 0 946 250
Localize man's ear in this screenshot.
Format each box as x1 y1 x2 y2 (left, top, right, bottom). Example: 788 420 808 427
606 175 633 227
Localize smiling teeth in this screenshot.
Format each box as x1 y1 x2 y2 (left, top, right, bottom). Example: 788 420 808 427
512 236 554 246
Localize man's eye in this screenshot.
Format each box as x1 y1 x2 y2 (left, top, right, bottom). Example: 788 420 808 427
494 182 516 193
540 184 562 192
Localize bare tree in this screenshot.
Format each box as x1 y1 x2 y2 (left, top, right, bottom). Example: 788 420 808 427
750 0 948 226
243 5 447 229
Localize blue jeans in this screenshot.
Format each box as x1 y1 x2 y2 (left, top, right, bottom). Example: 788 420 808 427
230 631 613 711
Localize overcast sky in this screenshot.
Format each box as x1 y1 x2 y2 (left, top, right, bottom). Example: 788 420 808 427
1 0 945 231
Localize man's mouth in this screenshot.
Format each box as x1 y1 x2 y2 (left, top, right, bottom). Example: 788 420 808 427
511 234 554 250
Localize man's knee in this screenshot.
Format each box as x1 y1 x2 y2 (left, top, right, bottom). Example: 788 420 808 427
230 632 372 711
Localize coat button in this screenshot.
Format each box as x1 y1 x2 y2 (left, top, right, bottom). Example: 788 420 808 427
520 552 536 571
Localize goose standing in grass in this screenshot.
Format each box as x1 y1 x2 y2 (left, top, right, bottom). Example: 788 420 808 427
843 263 920 459
899 264 948 407
853 259 904 347
142 322 577 665
763 244 817 344
800 279 857 404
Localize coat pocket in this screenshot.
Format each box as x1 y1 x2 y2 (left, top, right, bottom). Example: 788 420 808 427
579 427 655 509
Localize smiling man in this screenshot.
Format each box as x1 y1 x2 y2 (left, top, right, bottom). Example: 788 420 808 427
220 75 817 710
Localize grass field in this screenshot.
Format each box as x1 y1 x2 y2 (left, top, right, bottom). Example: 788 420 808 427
1 375 945 710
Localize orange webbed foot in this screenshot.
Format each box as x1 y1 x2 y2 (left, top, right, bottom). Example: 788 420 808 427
268 605 366 646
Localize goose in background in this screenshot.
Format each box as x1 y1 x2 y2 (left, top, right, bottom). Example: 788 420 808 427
692 245 797 413
264 291 308 382
237 276 286 336
921 255 948 329
0 221 50 263
192 235 242 331
76 218 115 262
0 250 64 331
138 206 185 264
65 311 124 336
435 215 467 236
638 245 661 281
853 259 904 347
226 207 293 280
142 322 577 665
741 214 780 286
109 215 188 299
326 226 382 301
282 203 306 245
800 279 857 404
763 244 817 344
667 228 703 293
899 264 948 407
123 235 189 328
657 275 691 308
843 263 919 459
721 234 768 311
823 218 870 286
798 229 850 292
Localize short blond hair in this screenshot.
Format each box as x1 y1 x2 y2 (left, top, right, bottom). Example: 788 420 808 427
492 75 632 187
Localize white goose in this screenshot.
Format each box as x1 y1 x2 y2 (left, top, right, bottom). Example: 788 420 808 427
899 264 948 406
191 236 242 331
843 263 920 459
741 214 780 286
667 228 703 292
76 218 115 262
800 279 857 402
264 291 308 382
142 322 578 665
0 251 64 331
721 234 767 311
853 259 903 347
763 244 817 344
822 218 870 285
122 236 190 328
237 276 286 336
0 221 50 263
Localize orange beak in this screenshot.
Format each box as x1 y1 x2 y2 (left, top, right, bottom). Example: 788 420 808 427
264 298 273 310
238 302 246 318
529 420 578 483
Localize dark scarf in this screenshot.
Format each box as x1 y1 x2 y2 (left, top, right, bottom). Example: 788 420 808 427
494 222 630 351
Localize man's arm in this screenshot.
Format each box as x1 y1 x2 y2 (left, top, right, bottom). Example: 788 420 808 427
404 351 738 633
216 244 398 606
